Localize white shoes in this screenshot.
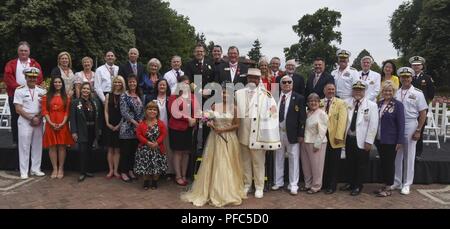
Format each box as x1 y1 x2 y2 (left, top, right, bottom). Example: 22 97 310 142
271 185 282 191
31 171 45 177
243 186 250 195
400 186 411 195
390 184 402 190
20 174 29 180
254 190 264 199
290 189 298 195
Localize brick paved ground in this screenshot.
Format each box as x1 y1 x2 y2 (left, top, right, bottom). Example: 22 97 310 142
0 170 449 209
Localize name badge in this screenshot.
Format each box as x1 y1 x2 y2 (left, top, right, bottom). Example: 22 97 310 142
239 74 246 77
224 68 230 71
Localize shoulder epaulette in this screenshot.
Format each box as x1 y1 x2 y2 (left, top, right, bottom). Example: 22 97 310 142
414 87 423 92
16 85 25 89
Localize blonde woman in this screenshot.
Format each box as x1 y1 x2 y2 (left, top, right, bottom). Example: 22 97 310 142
258 56 274 91
51 52 75 97
104 75 126 179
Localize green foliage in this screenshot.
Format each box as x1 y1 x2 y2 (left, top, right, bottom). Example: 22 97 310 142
390 0 450 86
0 0 135 75
284 7 342 73
0 0 198 75
351 49 382 73
128 0 197 72
248 39 262 63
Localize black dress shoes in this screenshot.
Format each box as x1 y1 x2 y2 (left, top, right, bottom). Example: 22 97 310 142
151 180 158 190
339 184 352 191
78 174 86 182
350 188 362 196
325 189 336 194
143 180 150 190
85 172 94 178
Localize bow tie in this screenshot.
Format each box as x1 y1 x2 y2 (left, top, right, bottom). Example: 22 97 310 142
362 72 369 76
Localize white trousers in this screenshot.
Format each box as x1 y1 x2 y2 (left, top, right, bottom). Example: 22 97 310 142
394 119 418 188
273 131 300 191
18 116 43 176
240 144 266 191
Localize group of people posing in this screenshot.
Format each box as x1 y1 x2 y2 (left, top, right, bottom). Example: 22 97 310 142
3 41 435 207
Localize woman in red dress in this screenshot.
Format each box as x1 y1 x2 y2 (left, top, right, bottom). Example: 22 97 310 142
42 76 74 179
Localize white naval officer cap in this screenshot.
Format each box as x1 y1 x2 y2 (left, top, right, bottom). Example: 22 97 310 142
397 67 414 77
23 67 40 77
336 49 351 58
409 56 426 65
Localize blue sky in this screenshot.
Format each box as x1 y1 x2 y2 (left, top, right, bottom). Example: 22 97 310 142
166 0 405 66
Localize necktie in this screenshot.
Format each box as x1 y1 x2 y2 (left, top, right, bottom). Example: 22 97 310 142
350 100 360 132
313 74 320 87
197 61 203 73
279 94 286 122
109 66 114 78
176 70 180 79
325 99 331 114
132 64 137 75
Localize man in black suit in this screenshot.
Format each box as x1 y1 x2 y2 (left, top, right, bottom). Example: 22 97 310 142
275 59 305 96
118 48 145 83
215 46 248 86
410 56 435 160
272 75 306 195
305 57 335 98
183 44 215 89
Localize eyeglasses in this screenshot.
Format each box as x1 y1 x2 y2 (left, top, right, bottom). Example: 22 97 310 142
281 81 292 84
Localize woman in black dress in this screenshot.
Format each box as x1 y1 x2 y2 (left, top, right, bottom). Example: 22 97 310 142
104 75 125 179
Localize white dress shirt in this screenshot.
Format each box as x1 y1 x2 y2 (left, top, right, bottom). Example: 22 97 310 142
164 69 184 94
331 66 359 100
358 70 381 102
278 91 292 130
94 64 119 102
15 58 30 86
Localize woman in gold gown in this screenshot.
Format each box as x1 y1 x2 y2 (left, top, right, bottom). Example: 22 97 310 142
181 87 246 207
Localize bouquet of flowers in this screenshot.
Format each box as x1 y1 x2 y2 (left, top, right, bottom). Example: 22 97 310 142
201 110 228 143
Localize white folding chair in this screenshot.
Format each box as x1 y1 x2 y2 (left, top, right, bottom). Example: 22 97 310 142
0 94 11 130
423 108 441 149
443 104 450 143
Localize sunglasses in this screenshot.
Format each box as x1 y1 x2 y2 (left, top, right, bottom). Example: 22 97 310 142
281 81 292 84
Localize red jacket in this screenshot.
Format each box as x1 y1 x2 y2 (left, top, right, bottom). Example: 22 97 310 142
136 120 167 154
168 94 200 131
3 58 44 96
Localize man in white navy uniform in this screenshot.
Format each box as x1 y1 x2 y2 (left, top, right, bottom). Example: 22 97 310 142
393 67 427 195
358 56 381 102
13 67 47 179
331 49 359 100
236 68 281 199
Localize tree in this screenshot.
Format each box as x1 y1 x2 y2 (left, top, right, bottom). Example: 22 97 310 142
0 0 135 76
351 49 382 72
390 0 450 86
128 0 197 72
284 7 342 73
248 39 262 63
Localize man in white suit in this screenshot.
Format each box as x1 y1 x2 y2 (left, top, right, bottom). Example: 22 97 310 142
343 80 379 196
236 68 281 199
358 56 381 102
